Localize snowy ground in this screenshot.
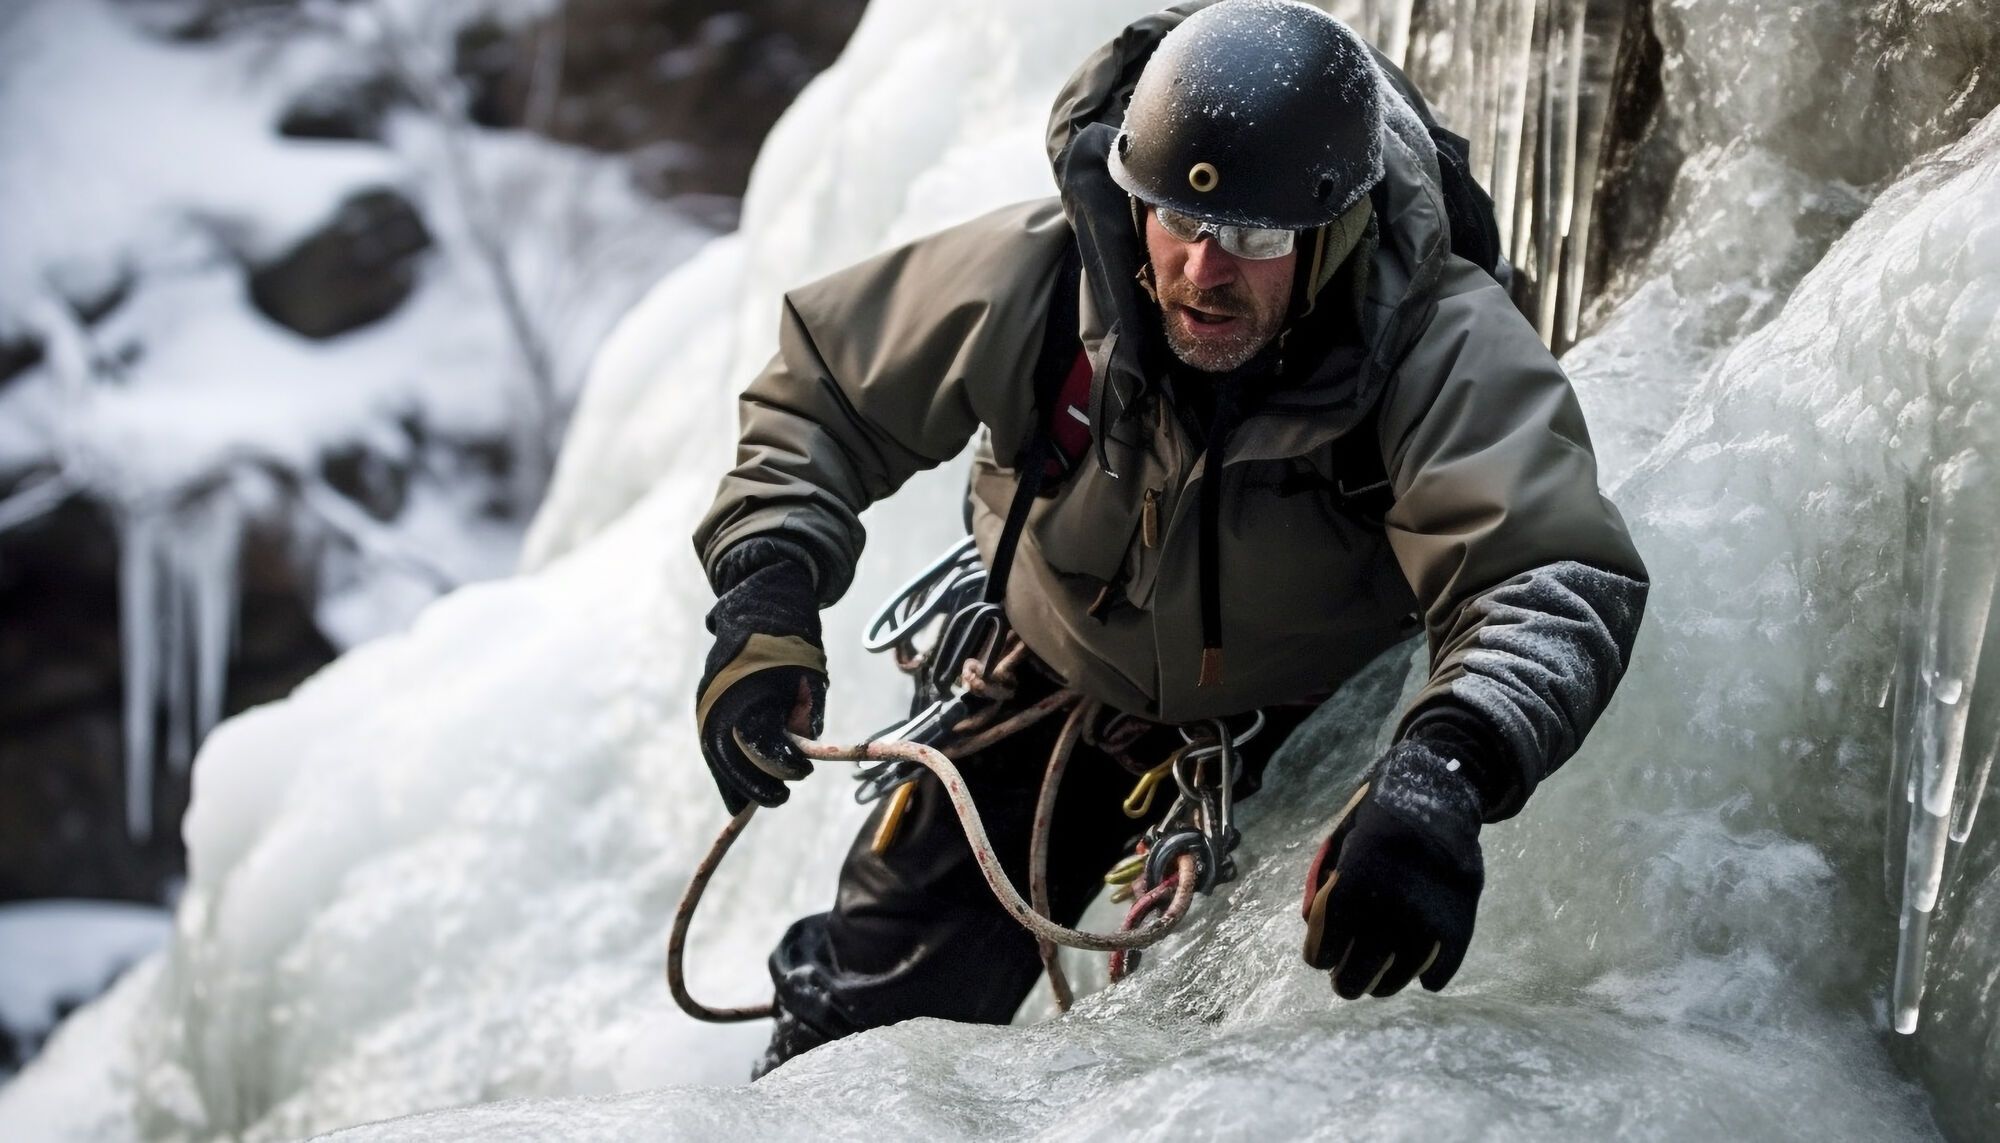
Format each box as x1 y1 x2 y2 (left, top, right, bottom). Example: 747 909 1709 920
3 0 1998 1139
0 903 171 1078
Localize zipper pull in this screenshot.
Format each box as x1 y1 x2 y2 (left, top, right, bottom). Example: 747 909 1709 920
1142 487 1161 549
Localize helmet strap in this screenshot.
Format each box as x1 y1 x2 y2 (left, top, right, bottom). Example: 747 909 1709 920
1303 195 1375 314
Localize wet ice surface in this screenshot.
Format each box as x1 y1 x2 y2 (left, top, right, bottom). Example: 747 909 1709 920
7 0 2000 1138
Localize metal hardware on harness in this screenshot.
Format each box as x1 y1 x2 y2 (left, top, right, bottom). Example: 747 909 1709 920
853 538 1018 804
862 536 985 656
1140 712 1265 894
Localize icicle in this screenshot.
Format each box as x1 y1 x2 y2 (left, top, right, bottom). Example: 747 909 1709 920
1488 0 1538 255
1380 0 1415 69
118 507 162 843
1889 450 1999 1034
164 538 193 777
190 493 242 743
1884 482 1927 901
1950 710 1996 845
114 485 246 836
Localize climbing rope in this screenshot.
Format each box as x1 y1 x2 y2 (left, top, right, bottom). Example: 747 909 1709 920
666 729 1200 1024
668 548 1250 1025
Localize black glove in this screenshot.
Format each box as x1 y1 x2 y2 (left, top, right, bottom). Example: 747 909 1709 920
1301 735 1486 999
696 538 827 814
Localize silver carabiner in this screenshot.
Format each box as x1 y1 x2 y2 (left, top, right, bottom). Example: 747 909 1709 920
862 537 985 654
1176 710 1266 751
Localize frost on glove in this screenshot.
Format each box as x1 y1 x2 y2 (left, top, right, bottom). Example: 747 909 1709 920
1301 734 1485 998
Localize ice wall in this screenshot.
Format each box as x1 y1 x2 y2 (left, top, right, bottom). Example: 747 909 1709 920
331 96 2000 1143
5 0 2000 1139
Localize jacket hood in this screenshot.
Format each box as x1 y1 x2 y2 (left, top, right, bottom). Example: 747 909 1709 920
1046 0 1452 471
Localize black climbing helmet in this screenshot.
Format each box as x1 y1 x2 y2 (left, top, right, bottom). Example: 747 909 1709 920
1107 0 1385 231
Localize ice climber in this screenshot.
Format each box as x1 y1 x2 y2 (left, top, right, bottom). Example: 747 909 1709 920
692 0 1648 1073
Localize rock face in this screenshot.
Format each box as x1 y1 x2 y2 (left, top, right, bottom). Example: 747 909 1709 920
276 73 404 143
0 336 42 388
455 0 868 198
0 484 334 903
246 188 433 340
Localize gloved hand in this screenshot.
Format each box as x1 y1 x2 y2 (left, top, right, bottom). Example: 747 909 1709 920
1301 737 1485 998
696 537 828 814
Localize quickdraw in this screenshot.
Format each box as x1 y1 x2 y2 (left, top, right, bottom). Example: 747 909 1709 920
1106 713 1262 984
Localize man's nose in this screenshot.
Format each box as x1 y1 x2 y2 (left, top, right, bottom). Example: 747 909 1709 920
1182 236 1238 291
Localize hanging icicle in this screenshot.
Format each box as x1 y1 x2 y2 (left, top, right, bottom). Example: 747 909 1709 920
1885 450 1999 1034
1332 0 1637 353
115 485 245 842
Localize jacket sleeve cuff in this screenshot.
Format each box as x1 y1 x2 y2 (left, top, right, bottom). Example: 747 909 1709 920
1401 700 1523 822
710 535 823 596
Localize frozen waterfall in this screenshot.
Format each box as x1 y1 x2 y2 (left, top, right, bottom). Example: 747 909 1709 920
4 0 1999 1140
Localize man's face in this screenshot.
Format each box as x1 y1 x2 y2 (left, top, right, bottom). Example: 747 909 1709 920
1144 206 1298 374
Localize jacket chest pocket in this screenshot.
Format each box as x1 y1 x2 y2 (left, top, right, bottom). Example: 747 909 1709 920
1234 461 1409 628
969 450 1147 589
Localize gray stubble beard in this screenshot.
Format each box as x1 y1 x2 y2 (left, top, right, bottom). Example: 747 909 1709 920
1152 274 1287 374
1161 310 1274 373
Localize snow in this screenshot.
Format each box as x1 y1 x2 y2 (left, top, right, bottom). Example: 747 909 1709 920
0 903 171 1074
0 1 394 334
5 0 2000 1138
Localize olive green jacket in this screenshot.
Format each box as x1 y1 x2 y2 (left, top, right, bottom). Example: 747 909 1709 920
695 6 1647 810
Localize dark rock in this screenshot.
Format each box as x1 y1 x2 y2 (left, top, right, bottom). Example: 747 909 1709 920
453 0 867 199
1587 0 1678 310
0 335 43 388
0 486 119 727
278 73 405 142
320 440 411 522
247 187 432 340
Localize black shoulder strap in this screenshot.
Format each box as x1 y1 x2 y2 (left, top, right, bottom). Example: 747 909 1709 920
985 239 1083 606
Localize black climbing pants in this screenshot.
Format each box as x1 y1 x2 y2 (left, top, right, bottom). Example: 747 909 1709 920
764 675 1307 1063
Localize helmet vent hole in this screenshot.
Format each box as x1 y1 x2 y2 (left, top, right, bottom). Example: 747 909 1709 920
1189 162 1220 193
1316 175 1335 202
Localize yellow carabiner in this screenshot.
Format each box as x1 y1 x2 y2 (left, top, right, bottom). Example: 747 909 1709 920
870 782 919 856
1122 753 1180 819
1103 853 1147 886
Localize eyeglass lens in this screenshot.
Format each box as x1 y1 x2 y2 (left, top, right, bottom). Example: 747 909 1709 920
1155 207 1296 260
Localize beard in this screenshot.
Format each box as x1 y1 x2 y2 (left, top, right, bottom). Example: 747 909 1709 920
1153 274 1287 374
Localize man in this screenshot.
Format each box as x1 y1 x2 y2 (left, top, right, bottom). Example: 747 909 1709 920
693 0 1647 1073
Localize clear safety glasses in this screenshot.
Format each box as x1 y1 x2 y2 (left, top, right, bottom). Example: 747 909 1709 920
1153 205 1297 260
